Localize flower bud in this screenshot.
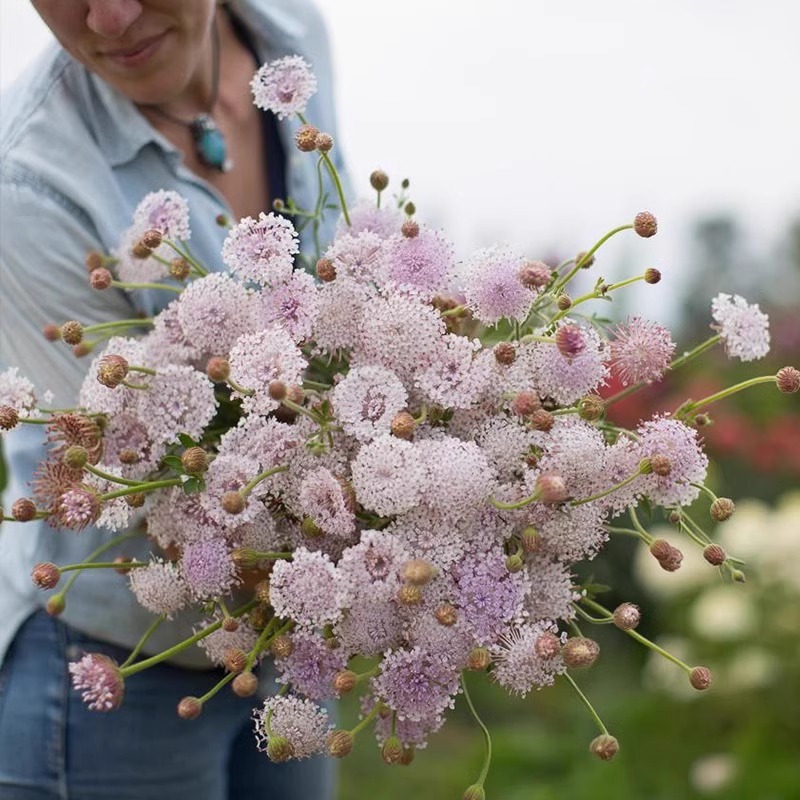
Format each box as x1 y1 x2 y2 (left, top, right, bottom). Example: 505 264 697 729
462 784 486 800
32 562 61 589
590 734 619 761
536 473 568 504
404 201 416 216
223 648 247 674
222 617 239 632
268 634 293 660
493 342 516 365
301 516 323 538
434 603 458 626
399 747 415 766
315 132 334 153
381 735 404 765
268 380 287 401
647 453 672 476
403 559 436 586
61 446 88 470
206 357 230 382
561 637 600 669
649 538 683 571
327 730 354 758
60 321 84 345
43 323 61 341
576 250 595 268
556 324 586 358
512 391 540 417
216 213 230 226
530 409 554 432
401 219 419 238
315 257 336 282
96 354 129 388
294 123 319 152
232 671 259 697
113 556 134 574
519 260 551 290
467 647 491 671
689 665 712 690
118 449 140 465
286 385 305 405
644 267 661 284
12 497 37 522
0 405 20 430
46 594 66 616
535 631 561 660
390 411 416 440
556 293 573 310
638 457 653 475
142 229 163 249
612 603 641 631
397 583 422 606
370 170 390 191
732 569 746 583
254 579 271 606
520 525 541 554
710 497 735 522
694 413 711 427
169 258 190 280
330 669 357 695
668 510 682 525
703 543 726 566
776 366 800 394
578 394 605 422
181 446 208 474
505 553 524 573
634 211 658 238
177 696 203 720
124 493 146 508
221 491 246 515
267 736 295 762
85 250 104 271
132 240 152 258
89 268 113 290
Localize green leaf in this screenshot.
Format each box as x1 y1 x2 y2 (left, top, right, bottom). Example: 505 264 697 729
177 433 196 449
182 477 204 495
162 455 184 472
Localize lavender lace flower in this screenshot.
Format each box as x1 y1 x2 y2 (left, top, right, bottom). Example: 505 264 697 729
128 558 190 618
223 212 299 286
253 695 332 759
711 293 770 361
250 56 318 120
611 316 676 385
462 246 536 325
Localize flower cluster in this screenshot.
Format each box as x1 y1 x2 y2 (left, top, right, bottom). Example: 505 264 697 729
3 54 797 797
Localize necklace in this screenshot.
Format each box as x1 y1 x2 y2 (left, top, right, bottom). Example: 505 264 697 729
144 18 232 172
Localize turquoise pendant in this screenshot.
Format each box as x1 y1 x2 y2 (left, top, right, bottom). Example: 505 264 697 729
191 114 232 173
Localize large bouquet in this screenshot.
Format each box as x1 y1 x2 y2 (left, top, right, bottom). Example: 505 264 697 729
1 56 797 797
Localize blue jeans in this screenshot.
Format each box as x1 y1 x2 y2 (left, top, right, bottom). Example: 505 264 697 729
0 612 336 800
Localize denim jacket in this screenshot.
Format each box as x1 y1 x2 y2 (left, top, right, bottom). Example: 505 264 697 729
0 0 349 667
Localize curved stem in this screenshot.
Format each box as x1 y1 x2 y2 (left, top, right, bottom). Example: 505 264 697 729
682 374 776 414
121 599 258 677
99 477 182 502
120 614 166 669
562 672 609 735
111 280 182 294
84 463 144 488
241 465 289 497
553 224 633 292
460 674 492 787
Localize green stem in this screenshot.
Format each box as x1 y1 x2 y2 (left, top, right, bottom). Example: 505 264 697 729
111 280 182 294
571 465 644 506
83 318 154 334
682 375 777 414
99 477 182 502
349 702 384 737
84 463 144 487
581 597 691 672
460 674 492 787
121 600 258 677
241 465 289 497
164 239 208 277
489 487 541 511
553 224 633 292
51 529 144 601
59 561 146 572
120 615 166 669
320 152 351 227
562 672 609 735
628 507 654 544
227 378 255 397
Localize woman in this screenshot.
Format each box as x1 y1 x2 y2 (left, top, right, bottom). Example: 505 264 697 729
0 1 347 797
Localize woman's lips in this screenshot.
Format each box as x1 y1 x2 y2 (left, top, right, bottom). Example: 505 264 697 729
102 32 167 69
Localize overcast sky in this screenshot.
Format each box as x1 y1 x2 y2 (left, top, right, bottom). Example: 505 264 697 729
2 1 799 324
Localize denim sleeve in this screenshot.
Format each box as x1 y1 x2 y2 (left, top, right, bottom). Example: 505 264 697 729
0 177 136 407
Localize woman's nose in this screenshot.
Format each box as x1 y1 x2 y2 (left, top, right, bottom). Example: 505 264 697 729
84 0 143 39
